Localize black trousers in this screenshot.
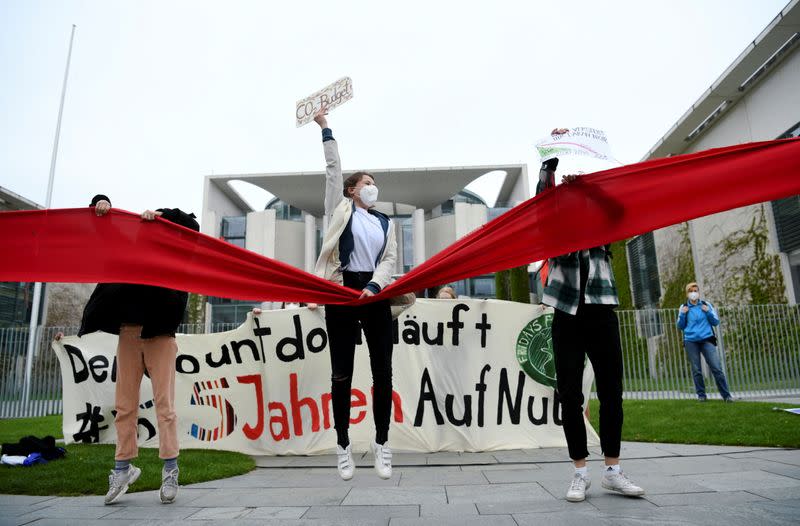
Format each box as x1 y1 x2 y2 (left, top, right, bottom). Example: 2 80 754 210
325 271 394 442
552 304 623 460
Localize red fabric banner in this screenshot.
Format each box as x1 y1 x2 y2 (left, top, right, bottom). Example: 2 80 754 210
1 138 799 304
0 208 358 304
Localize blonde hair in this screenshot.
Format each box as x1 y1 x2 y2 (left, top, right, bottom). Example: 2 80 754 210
437 286 457 299
685 282 699 294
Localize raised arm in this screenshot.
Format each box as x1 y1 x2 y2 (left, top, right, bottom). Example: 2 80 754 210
314 109 344 217
535 128 568 196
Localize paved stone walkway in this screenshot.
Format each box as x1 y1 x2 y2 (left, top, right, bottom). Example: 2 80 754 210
2 442 799 525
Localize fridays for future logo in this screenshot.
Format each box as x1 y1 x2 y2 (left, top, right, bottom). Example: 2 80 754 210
515 313 556 388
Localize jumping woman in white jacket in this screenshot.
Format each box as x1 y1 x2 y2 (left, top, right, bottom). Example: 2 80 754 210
310 109 397 480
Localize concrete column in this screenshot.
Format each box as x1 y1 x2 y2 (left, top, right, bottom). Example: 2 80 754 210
246 210 276 258
304 213 316 273
413 208 426 267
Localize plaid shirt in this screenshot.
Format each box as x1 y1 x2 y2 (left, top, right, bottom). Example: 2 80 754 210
537 159 619 315
542 248 619 315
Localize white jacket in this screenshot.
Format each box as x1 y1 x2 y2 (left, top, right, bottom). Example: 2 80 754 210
313 135 397 293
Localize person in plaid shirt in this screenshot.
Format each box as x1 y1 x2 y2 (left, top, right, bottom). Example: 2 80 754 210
537 129 645 503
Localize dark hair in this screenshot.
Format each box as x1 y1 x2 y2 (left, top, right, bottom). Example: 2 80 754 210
343 171 375 199
90 194 111 207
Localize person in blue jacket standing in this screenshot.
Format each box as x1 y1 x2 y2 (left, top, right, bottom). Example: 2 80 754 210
676 282 733 402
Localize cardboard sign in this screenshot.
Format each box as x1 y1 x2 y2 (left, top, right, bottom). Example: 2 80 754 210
295 77 354 127
535 127 616 162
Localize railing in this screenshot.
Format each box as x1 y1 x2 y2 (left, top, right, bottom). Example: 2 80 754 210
1 305 799 418
616 304 800 400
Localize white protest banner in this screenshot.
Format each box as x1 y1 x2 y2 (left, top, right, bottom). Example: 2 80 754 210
295 77 353 127
535 127 616 162
54 299 598 454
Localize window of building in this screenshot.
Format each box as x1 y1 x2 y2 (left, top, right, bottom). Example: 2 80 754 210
266 199 304 222
0 282 34 327
400 216 414 273
221 216 246 248
771 121 800 253
470 275 496 297
208 296 260 325
627 233 661 308
438 190 487 217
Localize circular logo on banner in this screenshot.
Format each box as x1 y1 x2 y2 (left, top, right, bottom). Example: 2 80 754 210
515 313 556 388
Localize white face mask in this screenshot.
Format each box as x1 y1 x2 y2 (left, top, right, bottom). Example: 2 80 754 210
688 291 700 302
359 185 379 207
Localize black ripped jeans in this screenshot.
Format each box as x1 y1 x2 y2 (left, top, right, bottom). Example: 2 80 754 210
325 271 394 447
552 304 624 461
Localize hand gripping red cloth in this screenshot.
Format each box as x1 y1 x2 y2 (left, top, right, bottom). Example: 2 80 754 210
1 137 799 304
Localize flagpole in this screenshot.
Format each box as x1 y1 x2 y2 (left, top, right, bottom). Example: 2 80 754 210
23 24 77 409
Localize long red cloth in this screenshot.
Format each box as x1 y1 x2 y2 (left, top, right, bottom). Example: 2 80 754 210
1 138 799 304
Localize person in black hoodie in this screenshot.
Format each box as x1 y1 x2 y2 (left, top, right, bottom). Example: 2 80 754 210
74 194 198 505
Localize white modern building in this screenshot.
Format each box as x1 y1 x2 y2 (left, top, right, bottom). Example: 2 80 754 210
627 0 800 308
202 164 529 323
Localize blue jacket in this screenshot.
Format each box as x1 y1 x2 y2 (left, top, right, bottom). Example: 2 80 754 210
676 300 720 342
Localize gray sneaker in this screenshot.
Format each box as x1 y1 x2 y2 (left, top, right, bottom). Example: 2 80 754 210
601 470 645 497
160 467 179 504
104 464 141 505
566 472 591 502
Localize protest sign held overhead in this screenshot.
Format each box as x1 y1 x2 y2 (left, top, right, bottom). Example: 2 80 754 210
295 77 354 127
535 127 616 163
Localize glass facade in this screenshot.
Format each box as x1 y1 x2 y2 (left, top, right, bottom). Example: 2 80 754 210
0 282 35 327
771 121 800 302
267 198 304 222
207 297 260 324
221 216 246 248
400 216 414 273
627 232 661 308
210 216 257 324
438 190 485 217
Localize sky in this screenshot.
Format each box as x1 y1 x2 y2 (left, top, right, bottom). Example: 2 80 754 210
0 0 790 216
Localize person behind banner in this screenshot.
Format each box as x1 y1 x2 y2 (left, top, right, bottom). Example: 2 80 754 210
435 286 457 299
308 108 397 481
677 282 733 402
73 194 199 505
536 131 645 503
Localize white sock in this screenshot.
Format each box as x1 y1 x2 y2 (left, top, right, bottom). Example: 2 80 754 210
605 464 621 474
574 466 588 477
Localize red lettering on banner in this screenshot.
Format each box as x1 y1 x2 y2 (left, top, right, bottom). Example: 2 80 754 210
321 392 332 429
237 374 264 439
290 373 320 435
392 390 404 423
268 402 291 441
235 372 404 442
350 389 367 424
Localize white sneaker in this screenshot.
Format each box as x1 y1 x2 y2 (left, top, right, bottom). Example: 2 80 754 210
104 464 141 505
566 472 591 502
601 470 645 496
159 466 179 504
371 441 392 479
336 444 355 481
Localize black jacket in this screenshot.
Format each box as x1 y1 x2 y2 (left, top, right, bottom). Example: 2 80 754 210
78 207 200 339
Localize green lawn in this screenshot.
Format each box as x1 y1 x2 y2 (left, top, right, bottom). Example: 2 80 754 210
589 399 800 448
0 415 255 496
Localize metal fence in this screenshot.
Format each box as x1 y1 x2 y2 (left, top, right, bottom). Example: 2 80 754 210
1 305 799 418
616 304 800 400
